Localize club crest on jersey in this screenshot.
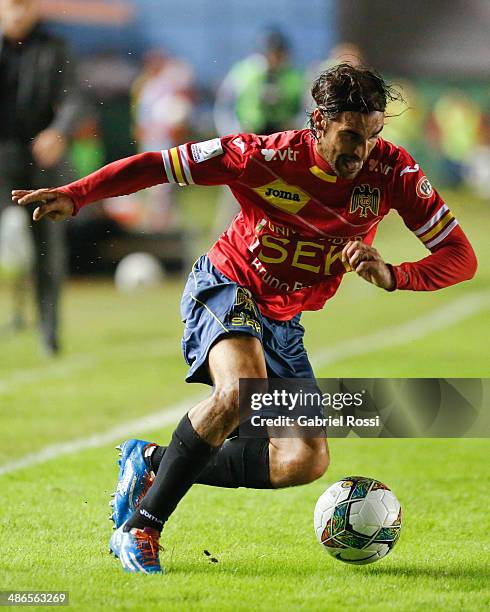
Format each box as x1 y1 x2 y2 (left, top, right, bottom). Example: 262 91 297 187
349 184 380 218
416 176 433 199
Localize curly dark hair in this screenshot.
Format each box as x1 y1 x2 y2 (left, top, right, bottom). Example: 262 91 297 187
308 63 405 137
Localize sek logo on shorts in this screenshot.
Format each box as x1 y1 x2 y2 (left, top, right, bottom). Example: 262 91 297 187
225 287 261 333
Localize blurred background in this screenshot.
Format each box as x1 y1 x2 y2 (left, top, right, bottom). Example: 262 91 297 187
0 0 489 361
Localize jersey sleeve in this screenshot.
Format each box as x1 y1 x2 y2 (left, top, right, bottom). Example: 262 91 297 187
56 134 256 214
387 146 477 290
160 134 256 187
391 147 457 250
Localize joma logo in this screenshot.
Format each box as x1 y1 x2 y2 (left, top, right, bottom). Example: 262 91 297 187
253 180 309 213
264 187 300 202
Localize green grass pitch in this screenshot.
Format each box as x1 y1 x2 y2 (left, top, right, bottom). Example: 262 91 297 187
0 190 489 610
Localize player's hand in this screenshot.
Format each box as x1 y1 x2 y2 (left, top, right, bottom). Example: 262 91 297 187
31 128 67 169
11 189 74 221
341 240 395 290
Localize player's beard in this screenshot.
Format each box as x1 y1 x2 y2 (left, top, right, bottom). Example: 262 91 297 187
315 139 363 180
335 154 363 179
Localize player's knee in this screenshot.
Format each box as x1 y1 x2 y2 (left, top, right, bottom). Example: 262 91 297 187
272 442 329 487
307 445 330 482
295 446 329 485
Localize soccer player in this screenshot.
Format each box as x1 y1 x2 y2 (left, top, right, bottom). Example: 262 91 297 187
13 64 477 574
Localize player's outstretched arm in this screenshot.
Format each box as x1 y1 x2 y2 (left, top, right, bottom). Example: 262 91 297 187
12 137 248 222
12 151 166 220
12 189 74 221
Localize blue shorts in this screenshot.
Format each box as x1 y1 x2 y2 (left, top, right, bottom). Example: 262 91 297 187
180 255 315 385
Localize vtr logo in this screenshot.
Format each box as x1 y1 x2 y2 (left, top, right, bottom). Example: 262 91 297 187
261 148 299 162
349 184 381 218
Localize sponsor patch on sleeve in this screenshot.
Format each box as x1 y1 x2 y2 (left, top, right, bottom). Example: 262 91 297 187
416 176 433 199
191 138 223 163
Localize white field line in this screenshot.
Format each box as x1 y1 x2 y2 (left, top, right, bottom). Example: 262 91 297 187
0 399 195 477
311 290 490 367
0 337 179 394
1 290 488 478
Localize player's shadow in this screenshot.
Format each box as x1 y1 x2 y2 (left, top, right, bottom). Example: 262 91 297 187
361 562 490 582
170 559 489 583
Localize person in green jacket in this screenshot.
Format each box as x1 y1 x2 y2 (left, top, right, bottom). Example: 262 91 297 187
214 28 304 136
212 29 305 235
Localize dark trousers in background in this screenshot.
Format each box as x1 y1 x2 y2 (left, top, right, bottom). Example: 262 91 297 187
0 141 71 351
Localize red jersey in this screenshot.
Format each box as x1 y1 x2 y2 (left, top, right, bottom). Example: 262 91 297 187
58 130 477 320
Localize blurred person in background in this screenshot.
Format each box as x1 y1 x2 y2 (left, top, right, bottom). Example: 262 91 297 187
214 27 304 136
304 42 364 117
130 49 195 230
69 51 138 241
213 27 304 234
381 80 426 163
431 89 483 188
310 41 364 75
132 50 194 154
0 0 85 354
465 111 490 199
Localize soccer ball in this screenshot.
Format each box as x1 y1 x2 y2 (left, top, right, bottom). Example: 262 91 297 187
114 252 164 292
314 476 402 564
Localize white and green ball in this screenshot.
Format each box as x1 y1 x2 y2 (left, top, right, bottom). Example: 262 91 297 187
314 476 402 564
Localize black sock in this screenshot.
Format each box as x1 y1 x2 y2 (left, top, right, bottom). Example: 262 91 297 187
125 414 217 532
147 445 165 474
147 438 271 489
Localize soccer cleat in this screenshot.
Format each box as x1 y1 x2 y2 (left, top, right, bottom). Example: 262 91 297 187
109 524 163 574
110 439 156 528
